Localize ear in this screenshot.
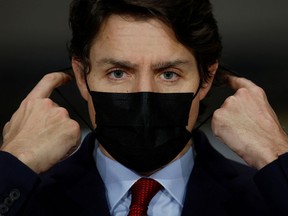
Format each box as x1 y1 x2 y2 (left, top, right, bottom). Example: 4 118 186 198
72 57 89 101
199 61 218 100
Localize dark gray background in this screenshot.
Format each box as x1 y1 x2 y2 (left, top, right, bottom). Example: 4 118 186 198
0 0 287 155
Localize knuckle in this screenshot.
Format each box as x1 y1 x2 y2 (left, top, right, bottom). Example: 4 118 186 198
252 86 266 96
69 120 80 132
42 98 54 106
210 117 219 136
21 97 33 107
236 87 249 96
225 95 235 103
66 121 81 142
222 95 235 108
2 122 11 137
56 107 69 117
211 109 227 137
212 109 223 121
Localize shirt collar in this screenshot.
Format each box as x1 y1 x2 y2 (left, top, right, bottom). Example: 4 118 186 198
95 143 194 211
150 147 194 206
95 145 139 211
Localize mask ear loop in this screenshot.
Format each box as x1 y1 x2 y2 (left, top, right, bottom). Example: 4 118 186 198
193 64 243 132
192 78 202 100
84 71 93 95
83 70 100 135
53 67 95 132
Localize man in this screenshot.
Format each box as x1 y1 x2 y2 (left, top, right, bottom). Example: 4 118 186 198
1 0 288 215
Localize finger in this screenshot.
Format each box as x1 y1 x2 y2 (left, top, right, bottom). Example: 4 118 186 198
26 72 71 99
225 74 256 91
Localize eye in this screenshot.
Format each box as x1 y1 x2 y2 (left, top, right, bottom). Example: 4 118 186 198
108 69 126 80
160 71 179 81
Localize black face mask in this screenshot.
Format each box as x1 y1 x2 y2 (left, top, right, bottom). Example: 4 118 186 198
90 89 200 173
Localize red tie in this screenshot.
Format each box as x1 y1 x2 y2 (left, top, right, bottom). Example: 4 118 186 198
128 178 162 216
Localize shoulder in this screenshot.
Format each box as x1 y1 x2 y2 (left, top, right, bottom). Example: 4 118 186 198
13 132 107 215
188 130 272 214
192 129 257 179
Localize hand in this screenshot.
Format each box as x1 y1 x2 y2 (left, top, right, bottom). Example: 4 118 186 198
211 75 288 169
1 72 81 173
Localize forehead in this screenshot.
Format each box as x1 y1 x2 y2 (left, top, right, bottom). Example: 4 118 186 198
89 14 195 64
96 14 176 39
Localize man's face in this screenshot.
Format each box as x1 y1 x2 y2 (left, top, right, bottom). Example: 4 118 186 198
75 14 214 131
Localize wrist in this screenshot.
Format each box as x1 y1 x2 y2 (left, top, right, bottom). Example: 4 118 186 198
1 143 40 174
252 143 288 170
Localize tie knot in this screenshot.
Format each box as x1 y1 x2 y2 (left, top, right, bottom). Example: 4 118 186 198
128 178 162 216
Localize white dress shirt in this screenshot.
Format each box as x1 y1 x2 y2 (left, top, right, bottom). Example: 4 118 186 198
94 143 194 216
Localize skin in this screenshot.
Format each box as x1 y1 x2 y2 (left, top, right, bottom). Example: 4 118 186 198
1 15 288 174
212 75 288 169
72 15 215 164
1 73 81 173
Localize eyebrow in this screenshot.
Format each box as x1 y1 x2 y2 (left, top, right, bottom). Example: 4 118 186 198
96 58 138 69
151 60 190 70
96 58 190 70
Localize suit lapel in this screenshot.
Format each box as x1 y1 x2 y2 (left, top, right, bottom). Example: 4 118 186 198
48 132 111 216
181 131 238 216
181 159 232 216
65 169 111 216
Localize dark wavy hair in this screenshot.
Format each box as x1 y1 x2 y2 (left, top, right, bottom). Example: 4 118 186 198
68 0 222 83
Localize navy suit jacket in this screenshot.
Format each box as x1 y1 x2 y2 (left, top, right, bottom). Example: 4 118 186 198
1 130 288 215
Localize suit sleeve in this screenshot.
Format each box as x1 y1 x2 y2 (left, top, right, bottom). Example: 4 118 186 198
0 151 40 216
254 152 288 214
